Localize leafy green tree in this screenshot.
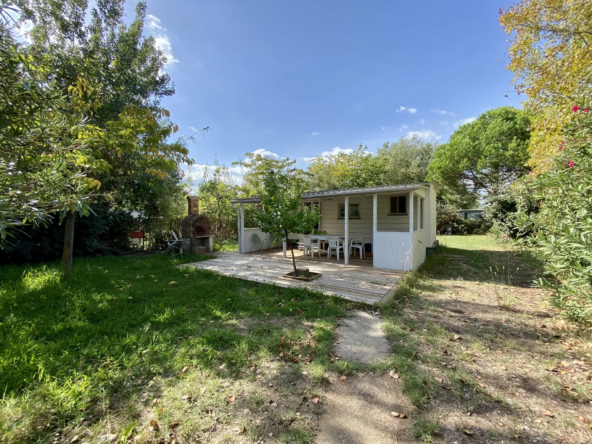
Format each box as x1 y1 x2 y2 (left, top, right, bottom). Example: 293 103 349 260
306 144 382 191
0 5 98 240
10 0 198 273
428 107 531 206
500 0 592 174
508 101 592 325
376 136 435 185
255 169 321 274
233 151 301 197
197 162 241 243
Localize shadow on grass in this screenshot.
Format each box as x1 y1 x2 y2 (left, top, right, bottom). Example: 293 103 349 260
0 253 349 442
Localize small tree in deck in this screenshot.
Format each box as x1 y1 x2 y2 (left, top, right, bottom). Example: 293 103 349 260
254 169 321 275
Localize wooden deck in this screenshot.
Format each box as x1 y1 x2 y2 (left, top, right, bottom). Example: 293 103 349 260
184 250 405 305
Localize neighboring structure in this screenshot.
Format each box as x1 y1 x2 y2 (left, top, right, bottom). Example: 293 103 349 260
458 208 484 220
230 182 439 271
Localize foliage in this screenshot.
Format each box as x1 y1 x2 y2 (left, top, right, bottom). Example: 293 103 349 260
0 7 97 237
436 203 490 235
0 203 136 265
306 144 382 190
428 107 531 206
197 163 240 242
306 137 434 191
233 151 301 197
510 103 592 325
375 136 435 185
255 169 321 273
0 254 345 443
500 0 592 174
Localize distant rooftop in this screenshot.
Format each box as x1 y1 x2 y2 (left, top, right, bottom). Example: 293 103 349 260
231 182 436 204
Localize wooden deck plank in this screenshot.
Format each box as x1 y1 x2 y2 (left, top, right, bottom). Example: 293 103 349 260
184 252 402 305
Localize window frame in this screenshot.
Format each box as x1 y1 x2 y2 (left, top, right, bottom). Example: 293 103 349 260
389 196 407 215
338 203 361 219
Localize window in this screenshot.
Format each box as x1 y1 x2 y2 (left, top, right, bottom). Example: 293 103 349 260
390 196 407 214
338 203 361 219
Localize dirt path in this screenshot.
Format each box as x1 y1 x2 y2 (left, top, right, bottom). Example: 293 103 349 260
316 236 591 443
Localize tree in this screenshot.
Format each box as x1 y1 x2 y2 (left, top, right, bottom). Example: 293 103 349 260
12 0 196 273
254 169 321 275
306 144 382 191
376 136 435 185
427 107 531 206
0 5 98 240
499 0 592 173
233 151 301 197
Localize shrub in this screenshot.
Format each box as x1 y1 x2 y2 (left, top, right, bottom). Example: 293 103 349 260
437 202 490 235
0 203 136 265
513 103 592 325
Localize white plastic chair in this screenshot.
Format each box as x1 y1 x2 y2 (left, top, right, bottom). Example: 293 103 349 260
302 236 319 257
167 230 184 255
349 237 365 259
297 236 305 251
327 238 344 261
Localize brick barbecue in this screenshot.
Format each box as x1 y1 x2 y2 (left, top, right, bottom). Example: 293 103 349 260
181 196 214 253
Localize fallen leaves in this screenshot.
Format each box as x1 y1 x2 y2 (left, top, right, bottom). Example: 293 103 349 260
461 427 473 436
543 410 555 418
311 395 319 404
149 419 159 432
389 370 400 379
227 395 236 403
390 411 407 418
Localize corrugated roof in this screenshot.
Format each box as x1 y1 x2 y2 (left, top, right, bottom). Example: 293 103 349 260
231 183 433 204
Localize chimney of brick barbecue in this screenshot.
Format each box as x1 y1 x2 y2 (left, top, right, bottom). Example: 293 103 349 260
187 196 199 215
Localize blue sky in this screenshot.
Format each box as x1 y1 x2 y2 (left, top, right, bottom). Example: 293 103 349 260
128 0 519 182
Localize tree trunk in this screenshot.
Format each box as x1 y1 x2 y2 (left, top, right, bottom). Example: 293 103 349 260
285 230 297 274
61 212 75 276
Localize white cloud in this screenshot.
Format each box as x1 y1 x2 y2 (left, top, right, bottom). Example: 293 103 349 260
399 124 408 132
188 126 199 132
16 19 34 44
312 131 322 136
146 14 178 70
396 106 418 114
382 127 386 130
406 130 442 142
146 14 164 30
252 148 280 158
418 118 426 124
455 117 477 127
440 121 449 125
430 109 455 116
302 146 354 162
185 163 245 186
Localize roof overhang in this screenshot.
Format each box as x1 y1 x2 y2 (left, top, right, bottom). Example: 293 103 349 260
231 182 436 204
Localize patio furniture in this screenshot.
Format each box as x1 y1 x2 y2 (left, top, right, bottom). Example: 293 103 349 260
302 236 320 257
166 230 184 255
327 238 344 261
298 236 305 251
349 237 365 259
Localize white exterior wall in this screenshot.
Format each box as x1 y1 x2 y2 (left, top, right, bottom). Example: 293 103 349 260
412 230 427 270
373 232 414 271
428 184 437 247
243 228 271 252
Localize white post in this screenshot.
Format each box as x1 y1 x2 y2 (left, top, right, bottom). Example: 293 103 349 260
344 196 349 265
240 203 245 253
283 238 287 258
373 194 377 268
409 191 414 233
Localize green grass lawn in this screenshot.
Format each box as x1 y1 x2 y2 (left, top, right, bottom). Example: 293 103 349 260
0 253 348 443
